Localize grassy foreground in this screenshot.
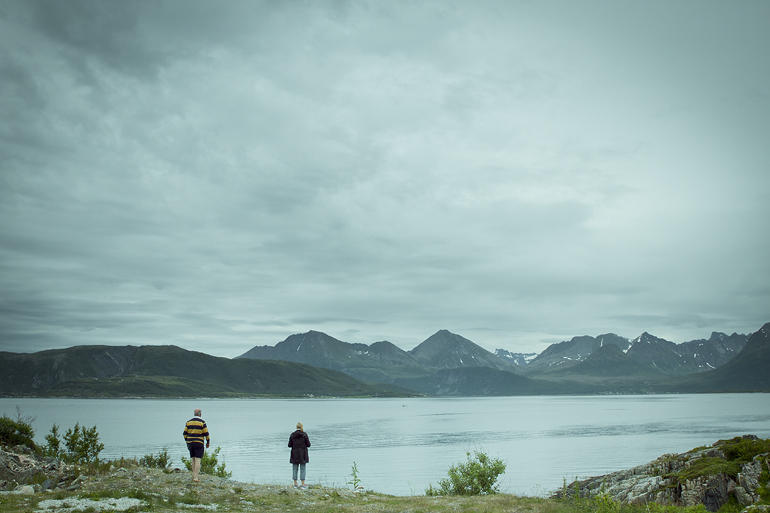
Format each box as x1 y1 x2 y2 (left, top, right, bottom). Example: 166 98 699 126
0 465 715 513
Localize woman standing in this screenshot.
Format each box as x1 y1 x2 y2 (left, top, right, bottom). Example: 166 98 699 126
288 422 311 489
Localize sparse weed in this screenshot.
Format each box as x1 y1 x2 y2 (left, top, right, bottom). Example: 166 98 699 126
347 461 362 490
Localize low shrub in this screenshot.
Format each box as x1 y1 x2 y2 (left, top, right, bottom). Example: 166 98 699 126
181 446 232 478
0 407 36 450
426 450 506 496
719 437 770 463
139 447 172 469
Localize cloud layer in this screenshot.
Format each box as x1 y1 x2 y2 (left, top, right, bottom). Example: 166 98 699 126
1 1 768 356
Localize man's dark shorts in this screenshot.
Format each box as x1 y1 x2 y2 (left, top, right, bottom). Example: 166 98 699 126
187 443 204 459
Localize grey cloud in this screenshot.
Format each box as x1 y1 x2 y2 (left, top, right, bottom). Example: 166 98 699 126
0 0 768 357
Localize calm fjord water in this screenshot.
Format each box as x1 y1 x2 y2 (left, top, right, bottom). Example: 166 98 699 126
3 394 769 496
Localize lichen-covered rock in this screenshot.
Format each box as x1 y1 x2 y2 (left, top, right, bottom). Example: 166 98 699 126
738 455 768 505
555 436 770 512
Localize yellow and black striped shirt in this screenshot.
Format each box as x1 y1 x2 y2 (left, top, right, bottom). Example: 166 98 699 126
183 417 210 446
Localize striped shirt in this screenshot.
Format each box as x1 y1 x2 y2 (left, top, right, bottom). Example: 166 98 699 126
183 417 210 446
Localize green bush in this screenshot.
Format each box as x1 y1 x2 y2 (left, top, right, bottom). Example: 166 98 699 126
593 491 620 513
0 412 36 450
181 446 232 478
63 423 105 464
139 447 172 469
719 437 770 463
426 450 506 496
45 422 105 465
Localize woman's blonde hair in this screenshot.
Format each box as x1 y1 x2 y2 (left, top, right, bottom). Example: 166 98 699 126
296 422 304 431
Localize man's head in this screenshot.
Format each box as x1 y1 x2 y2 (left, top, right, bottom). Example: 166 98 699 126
194 408 202 417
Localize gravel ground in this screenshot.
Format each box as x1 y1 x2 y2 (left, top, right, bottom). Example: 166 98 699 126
38 466 368 512
36 496 148 512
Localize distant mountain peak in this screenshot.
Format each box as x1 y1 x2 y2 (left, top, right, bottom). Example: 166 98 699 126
494 349 538 366
408 330 517 371
630 332 671 345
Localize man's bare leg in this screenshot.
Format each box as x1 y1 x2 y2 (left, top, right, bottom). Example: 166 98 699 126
192 457 201 482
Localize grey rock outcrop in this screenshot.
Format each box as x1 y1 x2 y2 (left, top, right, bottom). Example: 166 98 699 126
555 436 769 512
0 446 74 491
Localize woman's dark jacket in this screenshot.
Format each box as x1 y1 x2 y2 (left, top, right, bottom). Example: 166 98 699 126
288 430 311 464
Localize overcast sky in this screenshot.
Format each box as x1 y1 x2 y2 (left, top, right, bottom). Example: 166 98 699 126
1 1 768 358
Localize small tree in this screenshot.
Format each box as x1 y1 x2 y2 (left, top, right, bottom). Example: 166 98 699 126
63 423 105 464
44 423 62 458
426 450 506 496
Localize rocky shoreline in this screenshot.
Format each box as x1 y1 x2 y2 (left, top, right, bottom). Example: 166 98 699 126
2 437 769 513
555 435 769 512
2 457 370 512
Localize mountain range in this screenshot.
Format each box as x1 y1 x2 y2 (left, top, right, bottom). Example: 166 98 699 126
237 329 520 384
237 324 768 395
1 323 766 398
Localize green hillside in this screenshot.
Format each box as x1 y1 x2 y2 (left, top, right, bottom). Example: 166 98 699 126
0 345 418 398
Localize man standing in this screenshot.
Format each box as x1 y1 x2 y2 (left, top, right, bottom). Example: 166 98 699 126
183 408 210 482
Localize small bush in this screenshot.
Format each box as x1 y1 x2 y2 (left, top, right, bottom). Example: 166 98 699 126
139 448 172 469
719 437 770 463
593 492 620 513
182 446 232 478
426 450 506 496
0 407 36 450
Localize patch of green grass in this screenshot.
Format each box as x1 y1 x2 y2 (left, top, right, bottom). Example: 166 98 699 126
91 456 138 475
669 457 741 482
179 489 202 505
554 494 710 513
661 437 770 486
718 437 770 463
758 464 770 502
